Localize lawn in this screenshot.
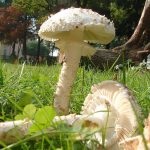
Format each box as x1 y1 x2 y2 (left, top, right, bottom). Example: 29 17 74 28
0 62 150 149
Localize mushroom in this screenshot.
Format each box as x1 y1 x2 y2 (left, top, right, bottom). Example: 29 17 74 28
53 80 141 149
38 7 115 115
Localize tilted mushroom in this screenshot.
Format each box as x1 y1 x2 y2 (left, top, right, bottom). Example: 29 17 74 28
38 7 115 115
54 80 141 149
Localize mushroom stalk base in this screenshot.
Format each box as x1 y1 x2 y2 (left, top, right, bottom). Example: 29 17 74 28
54 47 81 115
0 119 32 144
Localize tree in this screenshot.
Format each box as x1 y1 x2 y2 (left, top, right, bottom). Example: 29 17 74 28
113 0 150 63
0 6 30 57
12 0 61 61
12 0 149 63
109 0 144 38
124 0 150 49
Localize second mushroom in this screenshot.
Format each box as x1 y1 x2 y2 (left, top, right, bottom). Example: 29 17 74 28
38 7 115 115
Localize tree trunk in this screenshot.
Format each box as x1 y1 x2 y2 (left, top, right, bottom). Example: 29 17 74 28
36 36 41 63
125 0 150 49
22 15 28 60
10 41 18 63
11 41 16 57
22 30 27 60
113 0 150 63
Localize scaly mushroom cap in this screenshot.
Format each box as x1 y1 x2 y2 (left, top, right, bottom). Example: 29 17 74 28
38 7 115 44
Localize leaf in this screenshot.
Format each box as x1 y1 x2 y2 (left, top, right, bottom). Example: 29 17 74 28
29 106 56 133
29 123 45 133
23 104 36 119
15 114 25 120
34 106 56 126
18 90 35 107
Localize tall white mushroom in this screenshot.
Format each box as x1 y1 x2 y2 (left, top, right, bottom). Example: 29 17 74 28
38 7 115 115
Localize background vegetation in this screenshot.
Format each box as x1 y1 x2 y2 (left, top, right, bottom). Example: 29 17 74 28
0 0 146 60
0 63 149 119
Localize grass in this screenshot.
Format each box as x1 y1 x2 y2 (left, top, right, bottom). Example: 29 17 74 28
0 62 150 149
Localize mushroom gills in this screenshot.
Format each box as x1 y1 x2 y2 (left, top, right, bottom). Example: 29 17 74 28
53 80 141 149
80 80 141 148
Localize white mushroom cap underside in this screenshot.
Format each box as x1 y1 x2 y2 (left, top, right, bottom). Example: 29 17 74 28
38 7 115 44
81 80 141 138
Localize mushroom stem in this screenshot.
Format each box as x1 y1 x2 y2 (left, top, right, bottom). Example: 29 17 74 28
54 43 82 115
0 119 32 144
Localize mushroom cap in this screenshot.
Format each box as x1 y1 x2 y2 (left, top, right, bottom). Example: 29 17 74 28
38 7 115 44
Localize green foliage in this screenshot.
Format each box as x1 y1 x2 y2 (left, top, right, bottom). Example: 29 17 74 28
0 64 59 119
110 2 128 23
17 90 35 107
23 104 36 119
109 0 144 37
15 103 56 133
12 0 58 18
10 0 145 46
34 106 55 124
30 106 56 133
0 63 149 118
15 104 36 120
